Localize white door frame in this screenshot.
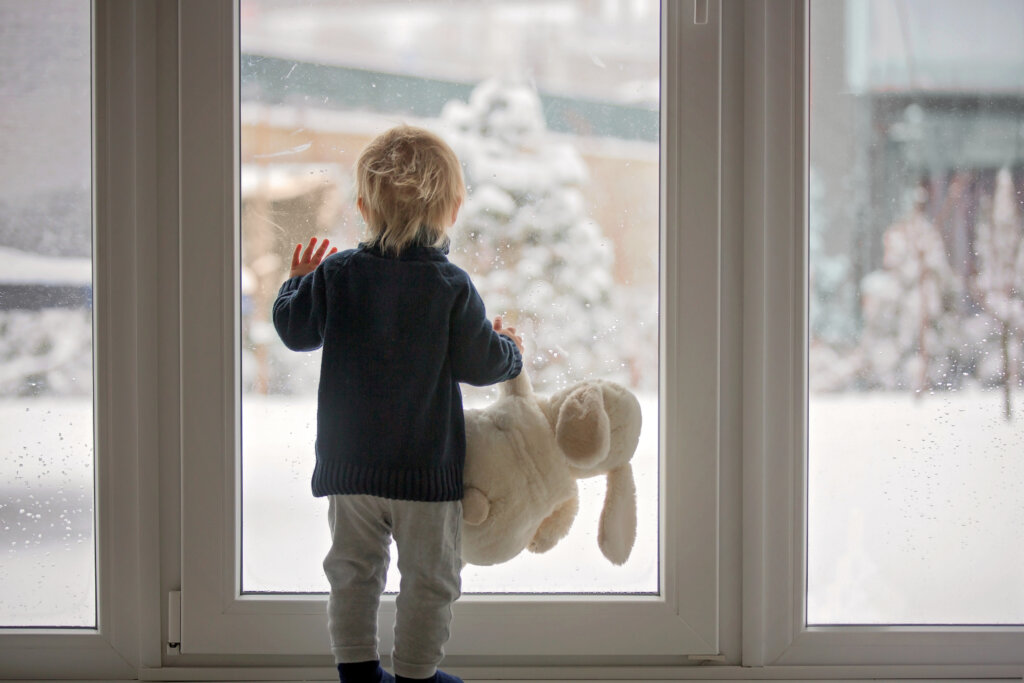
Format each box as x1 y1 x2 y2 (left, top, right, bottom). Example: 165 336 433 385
177 0 726 661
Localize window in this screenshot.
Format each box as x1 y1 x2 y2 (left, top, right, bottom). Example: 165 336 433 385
0 2 156 678
238 0 659 596
747 0 1024 667
0 0 95 630
807 0 1024 627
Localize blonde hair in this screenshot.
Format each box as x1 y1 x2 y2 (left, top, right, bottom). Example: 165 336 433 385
355 125 465 256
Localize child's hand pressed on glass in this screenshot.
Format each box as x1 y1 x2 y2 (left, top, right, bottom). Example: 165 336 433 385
493 316 524 353
290 236 338 279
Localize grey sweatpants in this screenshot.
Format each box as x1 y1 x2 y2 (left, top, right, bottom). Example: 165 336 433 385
323 494 462 679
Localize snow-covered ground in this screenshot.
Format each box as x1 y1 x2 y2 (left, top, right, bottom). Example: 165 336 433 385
808 389 1024 624
4 389 1024 625
0 399 95 627
241 394 660 595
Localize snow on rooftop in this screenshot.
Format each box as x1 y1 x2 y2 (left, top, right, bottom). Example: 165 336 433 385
240 161 346 200
0 246 91 286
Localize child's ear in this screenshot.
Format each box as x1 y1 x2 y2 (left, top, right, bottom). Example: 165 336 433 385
450 197 462 226
357 197 370 223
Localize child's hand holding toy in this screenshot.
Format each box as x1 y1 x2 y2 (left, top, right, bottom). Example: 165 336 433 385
493 316 524 352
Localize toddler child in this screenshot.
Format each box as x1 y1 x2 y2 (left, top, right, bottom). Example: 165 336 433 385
273 125 523 683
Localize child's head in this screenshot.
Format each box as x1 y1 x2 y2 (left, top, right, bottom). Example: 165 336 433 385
355 125 465 256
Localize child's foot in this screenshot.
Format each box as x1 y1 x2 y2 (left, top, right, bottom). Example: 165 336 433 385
338 661 395 683
395 670 463 683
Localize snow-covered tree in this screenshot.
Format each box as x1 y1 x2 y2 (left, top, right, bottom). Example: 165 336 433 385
971 168 1024 419
808 167 861 392
858 189 963 393
809 168 856 348
441 80 625 391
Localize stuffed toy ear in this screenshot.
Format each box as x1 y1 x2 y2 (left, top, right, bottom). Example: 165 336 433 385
598 464 637 565
555 385 610 469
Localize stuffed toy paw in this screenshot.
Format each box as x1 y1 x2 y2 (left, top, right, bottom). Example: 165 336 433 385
461 369 642 566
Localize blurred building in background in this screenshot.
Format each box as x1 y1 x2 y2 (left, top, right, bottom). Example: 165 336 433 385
810 0 1024 404
812 0 1024 324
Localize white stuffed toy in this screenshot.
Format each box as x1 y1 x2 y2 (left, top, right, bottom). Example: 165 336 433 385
461 369 643 566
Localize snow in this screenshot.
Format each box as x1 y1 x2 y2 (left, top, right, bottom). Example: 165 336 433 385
856 202 969 393
241 393 659 594
808 389 1024 624
815 169 1023 401
0 399 95 627
4 389 1024 625
240 162 346 201
0 246 91 286
0 309 92 396
440 80 653 393
973 167 1024 350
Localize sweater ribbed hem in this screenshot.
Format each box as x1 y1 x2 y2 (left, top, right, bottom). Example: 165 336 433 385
312 459 463 501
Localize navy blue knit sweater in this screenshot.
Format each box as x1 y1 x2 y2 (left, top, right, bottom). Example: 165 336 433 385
272 243 522 501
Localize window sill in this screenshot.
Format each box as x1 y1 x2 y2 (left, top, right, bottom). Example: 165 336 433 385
129 663 1024 682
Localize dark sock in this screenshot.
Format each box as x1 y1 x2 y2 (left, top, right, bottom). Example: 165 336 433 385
395 669 463 683
338 661 395 683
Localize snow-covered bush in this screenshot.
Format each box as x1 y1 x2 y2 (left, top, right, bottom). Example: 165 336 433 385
0 308 92 397
970 168 1024 417
857 194 965 392
811 170 1024 412
441 80 638 392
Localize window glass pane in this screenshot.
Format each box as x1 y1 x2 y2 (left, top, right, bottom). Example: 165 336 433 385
808 0 1024 624
240 0 659 594
0 0 95 628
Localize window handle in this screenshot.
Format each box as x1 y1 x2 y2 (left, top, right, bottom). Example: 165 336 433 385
694 0 709 25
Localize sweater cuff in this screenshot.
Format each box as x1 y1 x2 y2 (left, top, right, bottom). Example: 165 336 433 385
278 275 303 294
507 344 524 380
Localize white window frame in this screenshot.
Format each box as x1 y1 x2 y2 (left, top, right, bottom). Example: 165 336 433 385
177 0 725 664
0 1 164 679
741 0 1024 674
